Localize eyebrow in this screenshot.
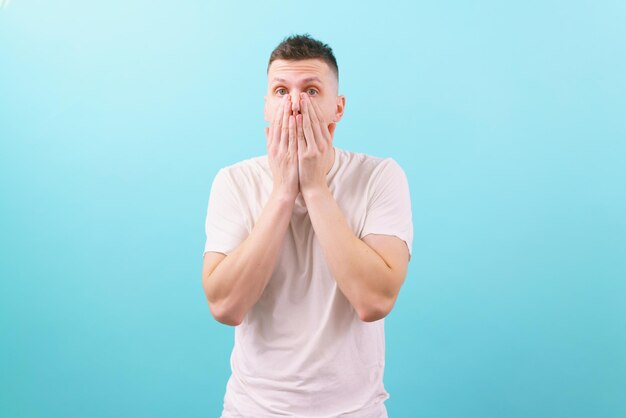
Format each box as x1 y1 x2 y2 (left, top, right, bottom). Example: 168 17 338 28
271 77 323 85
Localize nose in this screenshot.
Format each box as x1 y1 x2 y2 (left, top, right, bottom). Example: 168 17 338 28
290 93 301 114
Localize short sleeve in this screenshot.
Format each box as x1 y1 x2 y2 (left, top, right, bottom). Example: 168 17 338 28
359 159 413 261
203 168 249 257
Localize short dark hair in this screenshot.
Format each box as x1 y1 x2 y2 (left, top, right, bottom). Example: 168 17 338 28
267 33 339 82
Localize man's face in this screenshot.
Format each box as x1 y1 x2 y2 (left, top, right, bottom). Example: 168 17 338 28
264 58 345 132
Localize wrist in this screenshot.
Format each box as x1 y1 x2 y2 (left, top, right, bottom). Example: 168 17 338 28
301 185 331 202
270 188 298 205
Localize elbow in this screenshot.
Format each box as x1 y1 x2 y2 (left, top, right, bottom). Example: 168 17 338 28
357 296 394 323
358 307 389 323
203 281 243 327
216 314 243 327
209 301 243 326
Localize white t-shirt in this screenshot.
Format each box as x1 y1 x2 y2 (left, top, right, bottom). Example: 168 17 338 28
203 146 413 418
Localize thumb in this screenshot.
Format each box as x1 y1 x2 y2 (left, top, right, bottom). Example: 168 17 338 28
328 122 337 138
265 127 270 145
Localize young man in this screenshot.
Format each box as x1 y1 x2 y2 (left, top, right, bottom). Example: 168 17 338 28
202 34 413 418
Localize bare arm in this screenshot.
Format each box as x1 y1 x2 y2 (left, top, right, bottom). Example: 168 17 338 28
202 190 295 326
303 187 409 322
296 92 410 322
202 94 299 326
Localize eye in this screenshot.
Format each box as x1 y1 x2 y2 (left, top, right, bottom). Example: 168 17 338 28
307 88 318 96
275 88 287 96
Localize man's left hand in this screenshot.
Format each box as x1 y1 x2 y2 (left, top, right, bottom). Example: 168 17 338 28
296 92 336 196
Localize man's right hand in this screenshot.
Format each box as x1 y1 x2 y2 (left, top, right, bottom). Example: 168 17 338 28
205 94 302 325
266 94 299 201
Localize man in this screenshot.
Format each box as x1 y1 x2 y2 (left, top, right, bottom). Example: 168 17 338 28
202 33 413 418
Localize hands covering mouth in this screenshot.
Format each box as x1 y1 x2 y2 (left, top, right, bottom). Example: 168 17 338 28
265 93 336 201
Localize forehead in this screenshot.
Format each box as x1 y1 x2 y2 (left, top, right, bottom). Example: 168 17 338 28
268 59 333 84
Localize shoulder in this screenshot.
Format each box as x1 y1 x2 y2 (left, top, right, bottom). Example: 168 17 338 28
338 147 405 181
217 154 270 184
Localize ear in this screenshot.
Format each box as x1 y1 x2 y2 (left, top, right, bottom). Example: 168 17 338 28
333 95 346 123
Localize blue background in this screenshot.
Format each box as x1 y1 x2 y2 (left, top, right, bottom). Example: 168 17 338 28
1 1 625 417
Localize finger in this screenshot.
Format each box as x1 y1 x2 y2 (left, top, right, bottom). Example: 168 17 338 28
309 95 332 144
280 95 291 154
288 114 296 156
269 96 284 150
271 95 288 150
300 93 317 152
328 122 336 139
302 93 324 150
296 113 305 156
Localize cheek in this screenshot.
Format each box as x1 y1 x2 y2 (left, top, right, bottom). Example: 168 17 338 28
264 103 275 121
317 100 334 122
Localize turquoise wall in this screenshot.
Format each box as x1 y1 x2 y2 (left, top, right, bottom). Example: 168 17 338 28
1 1 624 417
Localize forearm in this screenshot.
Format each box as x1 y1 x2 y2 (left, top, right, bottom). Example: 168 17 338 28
205 190 295 325
303 187 393 320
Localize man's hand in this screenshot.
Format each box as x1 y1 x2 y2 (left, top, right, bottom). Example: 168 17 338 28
266 94 299 200
296 92 336 197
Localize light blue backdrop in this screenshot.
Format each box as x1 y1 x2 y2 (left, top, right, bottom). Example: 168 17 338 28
1 1 624 417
